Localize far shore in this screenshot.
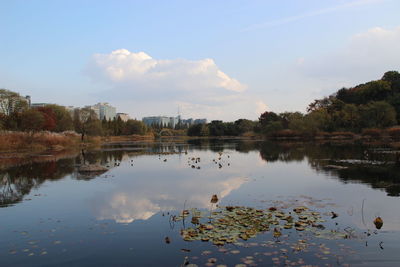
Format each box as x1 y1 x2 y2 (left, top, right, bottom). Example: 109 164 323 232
1 130 400 159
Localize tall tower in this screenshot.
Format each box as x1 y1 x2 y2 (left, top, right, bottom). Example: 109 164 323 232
177 106 181 121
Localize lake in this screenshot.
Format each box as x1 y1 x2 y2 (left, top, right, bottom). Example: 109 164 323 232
1 139 399 266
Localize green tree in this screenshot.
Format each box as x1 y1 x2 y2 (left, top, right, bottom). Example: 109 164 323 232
234 119 256 135
259 111 280 125
85 119 103 136
359 101 397 128
20 109 44 132
123 120 147 135
263 121 283 134
301 109 330 133
388 93 400 123
382 71 400 93
187 123 209 136
279 112 303 129
208 120 226 136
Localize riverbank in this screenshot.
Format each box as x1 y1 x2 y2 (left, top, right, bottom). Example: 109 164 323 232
2 129 400 156
0 131 155 154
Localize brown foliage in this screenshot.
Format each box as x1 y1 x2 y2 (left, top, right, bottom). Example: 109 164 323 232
37 107 57 131
361 128 382 138
0 131 80 152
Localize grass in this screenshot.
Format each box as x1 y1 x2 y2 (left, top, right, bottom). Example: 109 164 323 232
0 131 157 153
0 131 81 152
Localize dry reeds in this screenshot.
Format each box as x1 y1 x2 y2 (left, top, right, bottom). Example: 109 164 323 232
0 131 80 152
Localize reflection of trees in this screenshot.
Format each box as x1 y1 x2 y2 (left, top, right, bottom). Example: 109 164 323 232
326 165 400 197
1 140 399 207
256 141 400 196
0 158 75 207
1 173 35 206
187 139 237 152
0 143 197 206
258 141 305 162
0 150 133 206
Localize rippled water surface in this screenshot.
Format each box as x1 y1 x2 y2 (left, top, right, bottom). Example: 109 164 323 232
1 140 399 266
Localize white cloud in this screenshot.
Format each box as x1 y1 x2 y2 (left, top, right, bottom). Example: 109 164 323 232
255 101 268 115
87 49 246 93
85 49 261 121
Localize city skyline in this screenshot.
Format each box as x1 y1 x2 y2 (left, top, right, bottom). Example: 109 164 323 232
14 92 208 122
2 0 400 121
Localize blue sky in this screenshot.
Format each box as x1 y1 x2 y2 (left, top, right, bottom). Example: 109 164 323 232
1 0 400 120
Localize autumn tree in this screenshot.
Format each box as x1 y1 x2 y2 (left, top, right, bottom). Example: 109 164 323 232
37 107 56 131
46 104 74 132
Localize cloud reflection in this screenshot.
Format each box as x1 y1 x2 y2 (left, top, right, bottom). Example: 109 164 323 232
91 176 247 223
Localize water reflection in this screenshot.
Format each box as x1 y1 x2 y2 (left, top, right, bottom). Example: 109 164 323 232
1 140 399 209
0 157 76 207
257 141 400 196
90 176 247 223
0 149 143 206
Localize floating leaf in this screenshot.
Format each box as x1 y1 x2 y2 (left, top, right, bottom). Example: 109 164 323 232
191 216 200 225
273 227 282 238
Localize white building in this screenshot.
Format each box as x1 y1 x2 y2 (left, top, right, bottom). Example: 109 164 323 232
86 103 116 120
142 116 179 128
117 113 130 122
0 95 31 115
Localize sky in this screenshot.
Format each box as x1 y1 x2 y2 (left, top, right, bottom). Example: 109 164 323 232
1 0 400 121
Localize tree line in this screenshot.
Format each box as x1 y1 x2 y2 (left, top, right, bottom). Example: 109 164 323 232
188 71 400 137
2 70 400 138
0 89 148 139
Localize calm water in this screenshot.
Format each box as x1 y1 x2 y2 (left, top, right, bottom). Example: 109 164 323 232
0 140 399 266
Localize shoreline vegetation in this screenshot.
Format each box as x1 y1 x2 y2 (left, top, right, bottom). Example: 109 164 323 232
1 129 400 155
0 131 155 154
1 70 400 153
